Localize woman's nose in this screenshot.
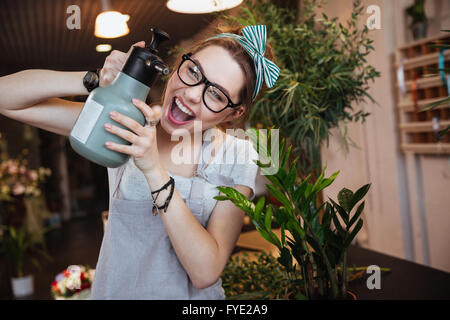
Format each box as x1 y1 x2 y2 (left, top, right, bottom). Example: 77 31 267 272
184 84 203 105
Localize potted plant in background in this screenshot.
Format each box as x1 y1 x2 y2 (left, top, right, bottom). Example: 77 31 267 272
221 0 380 179
216 131 371 299
1 224 51 298
406 0 428 40
0 131 52 298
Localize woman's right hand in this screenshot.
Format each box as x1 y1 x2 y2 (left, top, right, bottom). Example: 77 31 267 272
99 41 146 87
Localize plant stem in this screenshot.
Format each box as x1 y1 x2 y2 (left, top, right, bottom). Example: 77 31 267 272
304 219 339 298
300 255 309 299
318 275 324 297
286 185 335 299
341 251 348 299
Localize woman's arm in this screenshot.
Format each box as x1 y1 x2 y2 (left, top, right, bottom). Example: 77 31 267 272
103 101 250 289
0 70 87 136
0 41 145 136
144 163 249 289
0 69 88 110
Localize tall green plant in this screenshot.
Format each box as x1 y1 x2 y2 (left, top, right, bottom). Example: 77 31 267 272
222 0 380 177
2 224 52 277
215 129 370 299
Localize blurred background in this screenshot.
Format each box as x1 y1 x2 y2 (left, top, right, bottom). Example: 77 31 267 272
0 0 449 299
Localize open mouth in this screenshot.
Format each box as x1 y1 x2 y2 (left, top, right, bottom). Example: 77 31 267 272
168 96 196 125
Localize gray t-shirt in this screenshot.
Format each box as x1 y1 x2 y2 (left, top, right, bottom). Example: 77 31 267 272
107 133 259 226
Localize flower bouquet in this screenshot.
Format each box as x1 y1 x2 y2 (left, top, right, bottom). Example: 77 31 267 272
51 265 95 300
0 158 51 202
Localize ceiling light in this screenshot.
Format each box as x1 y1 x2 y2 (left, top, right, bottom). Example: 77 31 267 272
96 44 112 52
166 0 243 14
94 0 129 39
95 11 130 38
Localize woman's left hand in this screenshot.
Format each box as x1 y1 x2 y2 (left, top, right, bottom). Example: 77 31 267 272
104 98 162 175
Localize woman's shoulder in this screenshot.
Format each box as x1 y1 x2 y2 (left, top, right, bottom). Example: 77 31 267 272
218 132 258 168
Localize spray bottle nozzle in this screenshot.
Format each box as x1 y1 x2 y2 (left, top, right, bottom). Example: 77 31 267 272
147 28 170 54
145 59 170 75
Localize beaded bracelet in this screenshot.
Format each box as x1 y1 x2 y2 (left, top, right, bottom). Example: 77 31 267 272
151 176 175 216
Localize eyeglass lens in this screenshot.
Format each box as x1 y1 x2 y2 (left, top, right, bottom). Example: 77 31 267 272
178 59 229 112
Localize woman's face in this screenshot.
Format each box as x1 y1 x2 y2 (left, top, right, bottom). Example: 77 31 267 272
160 45 246 135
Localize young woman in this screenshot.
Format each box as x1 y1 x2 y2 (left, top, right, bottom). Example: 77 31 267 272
0 25 279 299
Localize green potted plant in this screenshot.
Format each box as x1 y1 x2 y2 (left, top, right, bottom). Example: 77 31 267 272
1 224 52 298
222 0 380 178
216 130 370 299
406 0 428 40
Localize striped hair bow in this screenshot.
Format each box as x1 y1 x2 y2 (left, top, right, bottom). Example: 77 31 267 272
213 25 280 100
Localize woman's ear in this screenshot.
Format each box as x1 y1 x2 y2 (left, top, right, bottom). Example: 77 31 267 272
223 106 246 122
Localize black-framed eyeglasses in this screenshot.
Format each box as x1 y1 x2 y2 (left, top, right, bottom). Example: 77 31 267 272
177 53 241 113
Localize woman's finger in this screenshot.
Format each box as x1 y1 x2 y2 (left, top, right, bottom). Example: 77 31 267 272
104 141 135 155
104 123 138 144
126 41 146 59
109 111 145 136
132 99 161 124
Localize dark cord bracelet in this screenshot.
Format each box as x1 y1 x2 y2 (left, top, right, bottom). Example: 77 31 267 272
151 176 175 216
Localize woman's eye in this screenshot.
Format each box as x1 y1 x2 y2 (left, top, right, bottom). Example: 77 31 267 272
209 88 224 102
188 66 200 80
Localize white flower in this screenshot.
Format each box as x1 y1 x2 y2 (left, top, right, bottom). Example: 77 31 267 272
57 281 66 295
66 276 81 291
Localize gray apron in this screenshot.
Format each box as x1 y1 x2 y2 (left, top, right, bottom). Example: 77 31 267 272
90 140 231 300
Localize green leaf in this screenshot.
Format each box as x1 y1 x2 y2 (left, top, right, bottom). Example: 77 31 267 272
348 183 371 212
293 175 310 203
332 215 346 237
214 195 230 201
255 196 265 221
266 184 292 212
337 188 353 212
343 219 363 248
318 171 339 191
285 158 298 191
348 201 364 229
287 219 306 239
280 145 292 170
321 202 334 230
264 205 273 231
277 247 293 271
9 226 17 240
264 173 285 190
254 222 276 244
330 198 348 224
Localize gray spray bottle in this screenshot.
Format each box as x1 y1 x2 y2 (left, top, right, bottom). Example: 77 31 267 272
69 28 170 168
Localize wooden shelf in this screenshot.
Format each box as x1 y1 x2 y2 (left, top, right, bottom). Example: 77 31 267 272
398 97 448 112
399 120 450 133
397 33 450 51
394 34 450 154
395 50 450 70
400 76 447 91
401 143 450 154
